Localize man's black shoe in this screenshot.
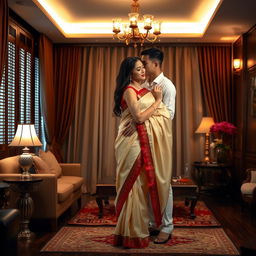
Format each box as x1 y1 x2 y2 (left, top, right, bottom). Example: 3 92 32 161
149 229 160 236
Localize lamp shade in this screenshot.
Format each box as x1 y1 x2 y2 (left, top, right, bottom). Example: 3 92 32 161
195 117 215 134
9 124 42 147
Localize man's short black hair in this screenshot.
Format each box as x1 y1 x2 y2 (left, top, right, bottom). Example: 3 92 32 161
141 47 163 65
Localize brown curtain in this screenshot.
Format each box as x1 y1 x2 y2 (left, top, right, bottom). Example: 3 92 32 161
198 46 232 122
64 47 140 193
39 35 55 145
161 46 204 178
64 46 203 193
39 36 82 161
0 0 8 80
52 46 82 161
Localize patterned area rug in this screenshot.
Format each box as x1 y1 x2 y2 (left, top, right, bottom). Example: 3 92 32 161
41 226 239 255
68 200 220 227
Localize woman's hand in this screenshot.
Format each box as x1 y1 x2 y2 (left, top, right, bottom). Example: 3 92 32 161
151 85 162 102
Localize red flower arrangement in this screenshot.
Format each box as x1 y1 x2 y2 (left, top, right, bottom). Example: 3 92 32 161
210 121 237 135
210 122 237 158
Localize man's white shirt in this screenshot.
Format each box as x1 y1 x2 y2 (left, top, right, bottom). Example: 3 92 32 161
143 72 176 120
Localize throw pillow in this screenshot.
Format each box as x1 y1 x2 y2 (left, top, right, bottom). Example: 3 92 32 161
39 149 62 178
251 170 256 183
0 156 20 174
32 156 51 174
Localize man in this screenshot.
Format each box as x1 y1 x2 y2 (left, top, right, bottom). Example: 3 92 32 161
141 48 176 244
123 48 176 244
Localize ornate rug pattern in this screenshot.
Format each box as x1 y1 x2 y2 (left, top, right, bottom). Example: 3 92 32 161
68 200 220 227
41 226 239 255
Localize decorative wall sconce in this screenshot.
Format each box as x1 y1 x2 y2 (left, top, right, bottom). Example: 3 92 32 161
233 58 241 70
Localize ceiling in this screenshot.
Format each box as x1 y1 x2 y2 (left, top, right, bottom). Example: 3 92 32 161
8 0 256 44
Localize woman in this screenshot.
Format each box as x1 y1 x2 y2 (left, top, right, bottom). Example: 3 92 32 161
113 57 172 248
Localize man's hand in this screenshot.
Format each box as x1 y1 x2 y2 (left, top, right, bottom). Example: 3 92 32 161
122 120 136 137
151 85 162 101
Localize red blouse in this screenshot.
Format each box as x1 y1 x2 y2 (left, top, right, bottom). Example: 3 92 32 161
121 86 149 111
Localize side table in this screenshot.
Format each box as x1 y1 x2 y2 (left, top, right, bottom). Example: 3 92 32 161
3 177 43 240
192 162 232 194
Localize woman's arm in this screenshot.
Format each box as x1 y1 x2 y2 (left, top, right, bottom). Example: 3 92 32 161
123 87 162 124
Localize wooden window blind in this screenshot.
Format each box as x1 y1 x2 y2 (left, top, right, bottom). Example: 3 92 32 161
0 67 6 144
7 41 16 143
0 18 41 156
34 57 40 135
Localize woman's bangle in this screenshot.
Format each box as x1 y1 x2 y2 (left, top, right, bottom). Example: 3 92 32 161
152 104 156 111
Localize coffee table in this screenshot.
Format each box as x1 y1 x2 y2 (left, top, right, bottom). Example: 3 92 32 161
95 184 116 218
96 179 198 219
171 178 198 219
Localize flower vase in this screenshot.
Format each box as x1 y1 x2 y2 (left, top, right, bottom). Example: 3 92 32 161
216 147 228 164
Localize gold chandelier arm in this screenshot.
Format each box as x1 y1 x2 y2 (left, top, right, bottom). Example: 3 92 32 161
115 33 130 41
140 30 149 40
145 34 159 43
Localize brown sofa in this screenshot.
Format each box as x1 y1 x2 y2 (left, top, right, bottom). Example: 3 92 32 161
0 155 84 230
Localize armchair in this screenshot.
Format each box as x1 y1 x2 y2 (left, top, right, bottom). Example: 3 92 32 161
240 168 256 215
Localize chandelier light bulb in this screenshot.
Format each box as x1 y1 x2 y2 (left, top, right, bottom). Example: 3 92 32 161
153 21 161 35
123 24 130 35
143 15 153 30
129 13 139 28
112 18 121 33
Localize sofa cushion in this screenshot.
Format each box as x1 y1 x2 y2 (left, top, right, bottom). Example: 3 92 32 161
0 156 20 174
39 150 62 178
32 156 51 174
241 183 256 195
58 176 84 191
57 181 73 203
251 171 256 183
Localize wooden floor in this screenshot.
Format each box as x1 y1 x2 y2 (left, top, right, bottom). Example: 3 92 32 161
15 194 256 256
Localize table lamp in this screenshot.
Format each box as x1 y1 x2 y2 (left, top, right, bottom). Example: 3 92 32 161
195 117 215 162
9 124 42 179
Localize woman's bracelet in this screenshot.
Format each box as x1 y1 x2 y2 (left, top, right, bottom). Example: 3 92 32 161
152 104 157 111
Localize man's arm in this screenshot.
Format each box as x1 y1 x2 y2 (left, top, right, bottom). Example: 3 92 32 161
162 80 176 120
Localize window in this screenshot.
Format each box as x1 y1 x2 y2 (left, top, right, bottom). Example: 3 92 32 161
0 19 42 151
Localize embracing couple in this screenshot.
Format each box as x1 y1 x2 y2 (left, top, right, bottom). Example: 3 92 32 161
113 48 176 248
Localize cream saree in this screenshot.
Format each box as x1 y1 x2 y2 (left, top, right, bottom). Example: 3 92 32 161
113 88 172 248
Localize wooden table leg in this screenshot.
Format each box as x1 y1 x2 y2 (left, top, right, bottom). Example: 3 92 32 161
185 195 198 219
96 196 103 218
96 195 109 218
96 184 116 218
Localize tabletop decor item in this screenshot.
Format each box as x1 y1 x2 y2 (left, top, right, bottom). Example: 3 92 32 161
8 124 42 179
210 121 237 163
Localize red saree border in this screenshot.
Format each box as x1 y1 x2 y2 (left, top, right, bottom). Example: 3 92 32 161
115 153 143 218
115 123 162 228
137 123 162 228
113 234 149 248
121 88 150 112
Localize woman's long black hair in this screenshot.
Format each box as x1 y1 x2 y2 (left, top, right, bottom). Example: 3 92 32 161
113 57 141 116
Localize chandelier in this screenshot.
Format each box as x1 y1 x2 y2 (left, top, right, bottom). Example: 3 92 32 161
112 0 161 47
